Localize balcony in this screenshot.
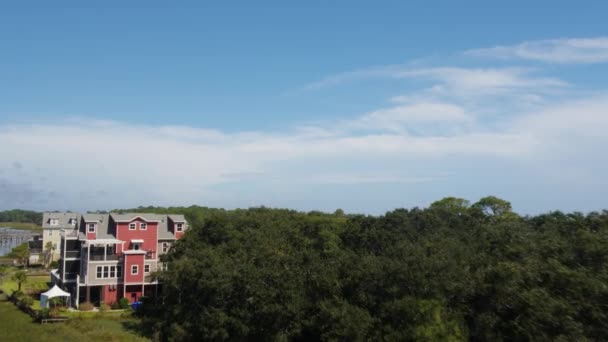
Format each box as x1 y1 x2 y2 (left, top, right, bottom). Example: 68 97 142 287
63 272 78 281
65 250 80 258
60 229 79 239
89 253 121 261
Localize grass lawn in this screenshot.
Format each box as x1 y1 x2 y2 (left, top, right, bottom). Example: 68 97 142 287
0 222 42 231
0 293 148 341
1 273 50 308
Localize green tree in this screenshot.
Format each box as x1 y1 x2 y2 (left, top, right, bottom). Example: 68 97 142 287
12 270 27 292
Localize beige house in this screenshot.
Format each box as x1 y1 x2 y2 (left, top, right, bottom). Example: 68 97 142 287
42 212 80 263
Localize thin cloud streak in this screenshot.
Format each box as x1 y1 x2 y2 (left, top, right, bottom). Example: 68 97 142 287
465 37 608 64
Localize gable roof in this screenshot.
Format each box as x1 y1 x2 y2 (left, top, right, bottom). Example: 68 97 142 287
42 212 81 229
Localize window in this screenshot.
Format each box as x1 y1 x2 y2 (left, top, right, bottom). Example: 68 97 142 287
110 266 116 278
117 265 122 278
48 230 53 237
160 263 168 271
144 264 150 273
176 223 183 232
96 266 103 279
69 218 77 225
50 219 58 226
162 242 169 253
129 223 136 230
88 223 95 233
140 222 147 230
131 265 138 275
103 266 109 278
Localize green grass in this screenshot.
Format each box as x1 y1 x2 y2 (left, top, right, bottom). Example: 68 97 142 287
0 222 42 231
0 294 148 341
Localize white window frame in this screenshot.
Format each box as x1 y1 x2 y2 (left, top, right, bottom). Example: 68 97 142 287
110 266 116 278
88 223 95 233
50 219 58 226
131 265 138 275
176 223 183 232
129 223 136 230
162 242 169 253
96 266 103 279
140 223 147 230
144 264 150 273
48 229 53 237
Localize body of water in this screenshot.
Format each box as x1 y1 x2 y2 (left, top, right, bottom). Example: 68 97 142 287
0 227 30 257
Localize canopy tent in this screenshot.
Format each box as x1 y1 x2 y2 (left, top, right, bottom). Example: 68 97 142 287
40 284 71 308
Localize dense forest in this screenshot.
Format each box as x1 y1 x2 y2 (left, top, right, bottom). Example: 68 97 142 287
0 209 42 225
120 197 608 341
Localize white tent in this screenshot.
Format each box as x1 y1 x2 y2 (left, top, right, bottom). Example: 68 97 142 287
40 284 71 308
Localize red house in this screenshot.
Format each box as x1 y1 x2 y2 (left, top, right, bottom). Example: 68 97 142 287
51 213 187 307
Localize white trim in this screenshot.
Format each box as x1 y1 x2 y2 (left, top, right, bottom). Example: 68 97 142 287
131 239 144 243
115 215 160 223
123 250 146 255
129 223 136 230
87 223 96 233
131 265 138 275
176 223 183 232
144 264 150 274
140 222 147 230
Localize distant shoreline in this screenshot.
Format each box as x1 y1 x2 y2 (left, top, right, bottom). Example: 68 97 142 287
0 222 42 232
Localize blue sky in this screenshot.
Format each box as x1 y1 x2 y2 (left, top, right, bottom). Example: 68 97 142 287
1 1 608 214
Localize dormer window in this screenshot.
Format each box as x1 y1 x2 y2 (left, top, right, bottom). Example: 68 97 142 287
129 223 136 230
140 223 147 230
87 223 95 233
176 223 183 232
50 219 59 226
69 218 77 225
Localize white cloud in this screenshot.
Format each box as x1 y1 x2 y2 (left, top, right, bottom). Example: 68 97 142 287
2 37 608 213
395 67 567 93
466 37 608 64
3 93 607 212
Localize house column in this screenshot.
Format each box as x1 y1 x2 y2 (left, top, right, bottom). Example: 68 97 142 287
104 244 107 261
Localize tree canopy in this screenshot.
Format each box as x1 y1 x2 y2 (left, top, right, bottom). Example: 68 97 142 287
131 198 608 341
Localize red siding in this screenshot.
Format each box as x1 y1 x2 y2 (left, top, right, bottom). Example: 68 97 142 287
124 253 145 283
102 285 119 305
86 223 97 240
174 222 185 240
116 219 158 254
125 285 143 303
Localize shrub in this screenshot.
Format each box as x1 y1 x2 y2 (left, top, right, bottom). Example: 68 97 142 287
111 301 121 310
99 302 110 312
118 297 130 310
79 301 94 311
11 290 24 300
49 261 59 269
18 295 34 308
38 308 50 320
49 306 60 317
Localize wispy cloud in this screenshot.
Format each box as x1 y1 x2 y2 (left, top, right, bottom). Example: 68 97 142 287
465 37 608 64
3 37 608 213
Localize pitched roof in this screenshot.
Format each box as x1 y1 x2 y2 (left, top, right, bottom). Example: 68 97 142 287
42 212 81 229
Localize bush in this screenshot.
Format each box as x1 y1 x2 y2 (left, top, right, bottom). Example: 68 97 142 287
11 290 24 300
18 295 34 308
49 261 60 269
79 301 94 311
118 297 130 310
111 301 121 310
99 302 110 312
38 308 50 320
